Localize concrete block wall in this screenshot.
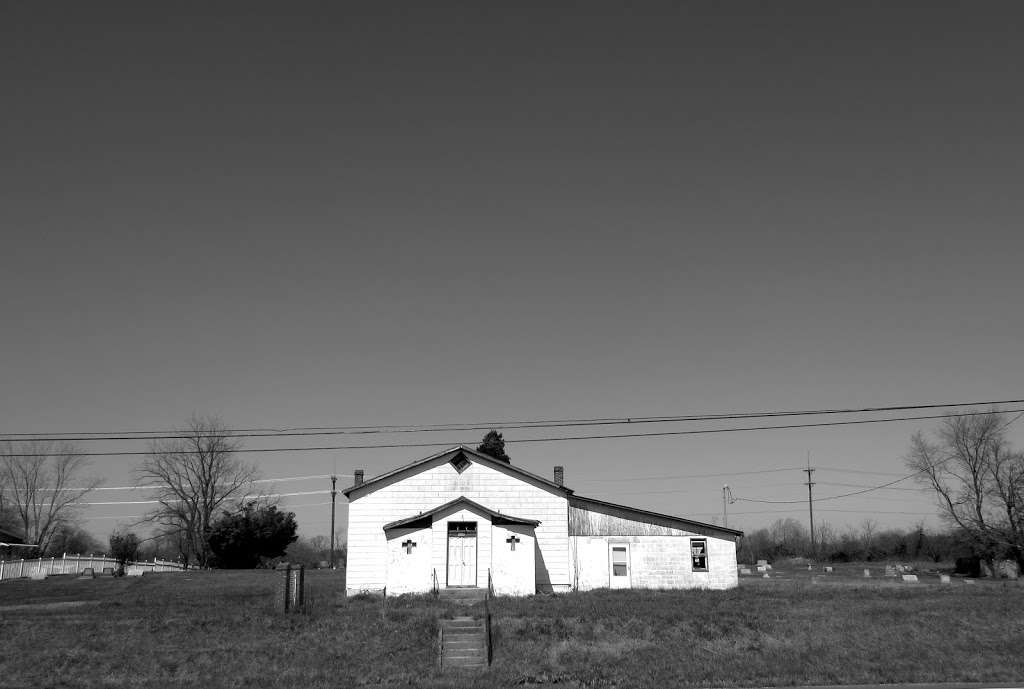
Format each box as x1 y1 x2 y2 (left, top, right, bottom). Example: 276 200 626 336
571 535 738 590
491 523 536 596
385 525 433 594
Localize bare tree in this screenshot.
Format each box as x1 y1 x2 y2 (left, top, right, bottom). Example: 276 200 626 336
0 441 100 554
859 518 878 560
139 416 260 568
906 411 1024 571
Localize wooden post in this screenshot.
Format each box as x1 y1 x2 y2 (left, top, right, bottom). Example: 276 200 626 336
292 565 303 606
329 475 337 569
279 564 305 612
280 563 292 611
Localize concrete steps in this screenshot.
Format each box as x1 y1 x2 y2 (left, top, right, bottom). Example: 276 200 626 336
438 587 486 603
440 616 488 670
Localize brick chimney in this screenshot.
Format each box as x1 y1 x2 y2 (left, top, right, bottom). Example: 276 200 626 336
354 469 364 486
553 465 564 487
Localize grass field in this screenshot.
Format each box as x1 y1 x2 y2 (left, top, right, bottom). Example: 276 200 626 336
1 568 1022 688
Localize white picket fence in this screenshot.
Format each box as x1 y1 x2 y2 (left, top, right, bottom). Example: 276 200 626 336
0 554 185 581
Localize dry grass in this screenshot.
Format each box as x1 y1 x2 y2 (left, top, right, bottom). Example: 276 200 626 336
1 570 1022 688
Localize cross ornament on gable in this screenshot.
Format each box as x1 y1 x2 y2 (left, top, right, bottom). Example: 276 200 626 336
506 535 521 551
402 539 416 554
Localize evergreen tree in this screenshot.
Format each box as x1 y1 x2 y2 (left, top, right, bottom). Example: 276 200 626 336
476 430 511 463
208 503 298 568
109 531 140 576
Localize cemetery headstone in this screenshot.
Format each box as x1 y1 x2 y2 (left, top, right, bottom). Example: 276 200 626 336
864 569 871 577
79 567 96 579
901 574 919 583
824 566 834 573
940 574 951 584
740 568 752 575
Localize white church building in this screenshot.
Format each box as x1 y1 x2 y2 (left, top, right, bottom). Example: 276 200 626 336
344 446 742 596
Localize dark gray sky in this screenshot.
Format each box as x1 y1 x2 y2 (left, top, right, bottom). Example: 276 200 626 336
3 2 1023 539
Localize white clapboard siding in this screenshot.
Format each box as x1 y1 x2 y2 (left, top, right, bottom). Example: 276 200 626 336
347 454 569 593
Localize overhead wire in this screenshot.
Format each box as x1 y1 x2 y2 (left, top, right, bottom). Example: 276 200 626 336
4 406 1023 458
2 396 1021 442
733 410 1024 505
0 473 343 493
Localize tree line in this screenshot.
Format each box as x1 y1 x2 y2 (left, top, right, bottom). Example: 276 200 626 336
738 518 966 564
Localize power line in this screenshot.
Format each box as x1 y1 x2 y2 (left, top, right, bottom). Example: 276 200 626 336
4 407 1023 458
86 500 338 520
2 397 1021 442
0 473 343 493
74 489 329 507
7 469 804 499
569 467 803 482
814 467 909 477
817 481 927 493
727 508 938 516
709 409 1024 506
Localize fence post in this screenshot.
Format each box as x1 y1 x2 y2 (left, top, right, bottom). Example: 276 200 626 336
278 564 305 612
293 565 305 609
19 559 24 578
279 563 291 612
1 560 5 580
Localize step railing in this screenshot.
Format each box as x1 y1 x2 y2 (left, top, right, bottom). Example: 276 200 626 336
484 568 493 665
438 622 445 671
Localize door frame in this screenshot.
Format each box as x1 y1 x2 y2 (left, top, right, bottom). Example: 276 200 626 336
445 521 478 587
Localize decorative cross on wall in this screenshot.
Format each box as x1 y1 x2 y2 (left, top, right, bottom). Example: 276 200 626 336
506 535 521 551
402 539 416 554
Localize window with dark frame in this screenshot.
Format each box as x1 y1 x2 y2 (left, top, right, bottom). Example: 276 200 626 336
611 546 628 577
691 538 708 572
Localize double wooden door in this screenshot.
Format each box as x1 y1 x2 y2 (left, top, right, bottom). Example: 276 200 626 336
446 522 477 587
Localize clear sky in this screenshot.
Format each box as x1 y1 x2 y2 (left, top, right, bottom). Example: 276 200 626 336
3 2 1023 543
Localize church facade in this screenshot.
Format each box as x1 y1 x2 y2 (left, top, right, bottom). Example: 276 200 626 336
344 446 742 596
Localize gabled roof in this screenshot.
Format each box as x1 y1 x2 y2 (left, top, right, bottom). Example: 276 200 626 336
343 445 573 498
570 494 744 540
382 496 541 530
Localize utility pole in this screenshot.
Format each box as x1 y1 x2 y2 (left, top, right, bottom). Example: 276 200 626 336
722 484 729 528
329 474 338 569
803 459 815 557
